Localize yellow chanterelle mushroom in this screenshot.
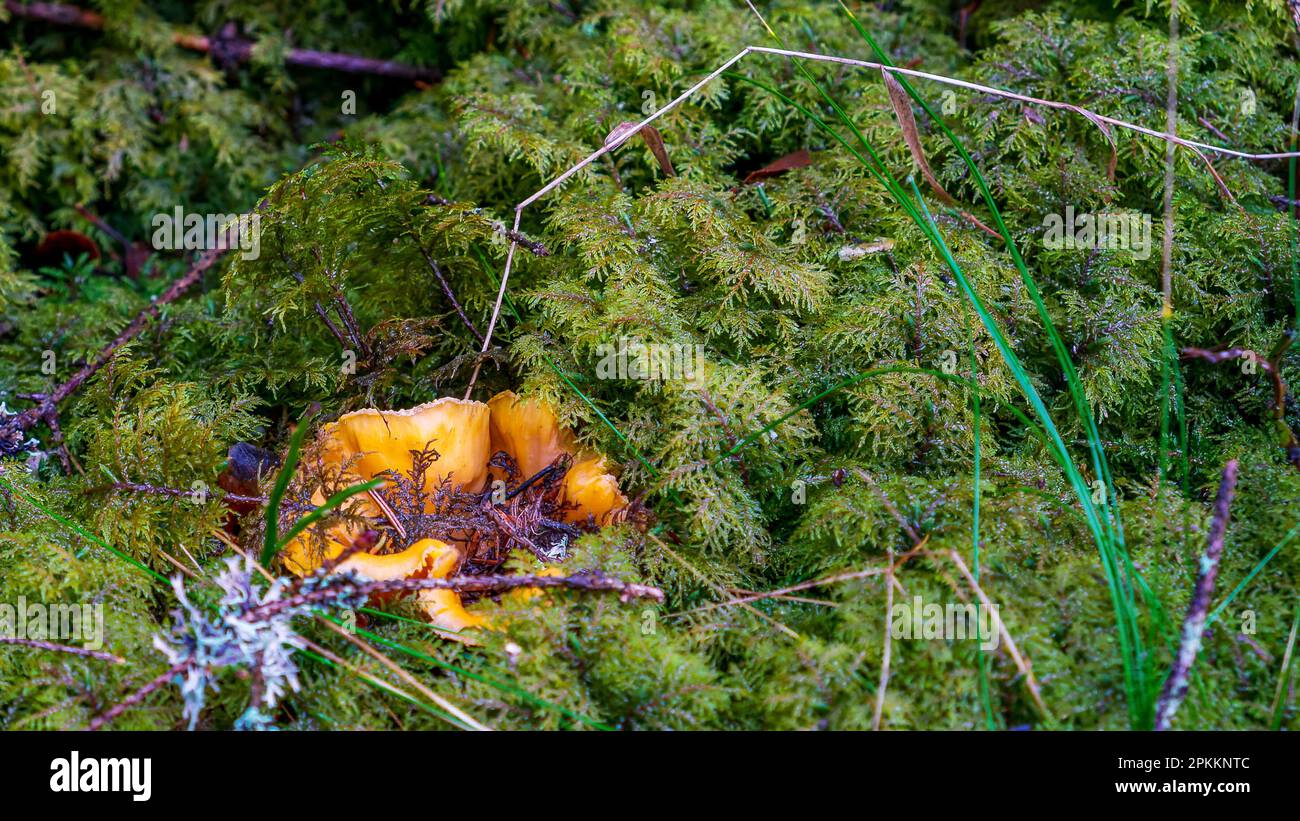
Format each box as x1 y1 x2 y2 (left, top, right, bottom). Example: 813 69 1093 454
280 392 625 642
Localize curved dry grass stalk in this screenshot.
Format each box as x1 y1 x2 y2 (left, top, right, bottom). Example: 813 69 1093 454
946 548 1051 721
461 40 1300 395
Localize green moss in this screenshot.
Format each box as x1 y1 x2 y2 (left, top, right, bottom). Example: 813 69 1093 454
0 0 1297 730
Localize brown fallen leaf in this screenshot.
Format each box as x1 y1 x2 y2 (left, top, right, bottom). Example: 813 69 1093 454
881 70 954 206
743 149 812 184
604 121 675 176
31 230 100 270
640 125 676 177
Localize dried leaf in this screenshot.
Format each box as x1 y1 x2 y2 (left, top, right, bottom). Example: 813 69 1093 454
640 125 676 177
881 70 954 205
743 149 812 184
604 121 641 150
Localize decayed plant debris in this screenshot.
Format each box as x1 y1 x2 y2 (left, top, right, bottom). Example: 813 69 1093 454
1 0 1299 731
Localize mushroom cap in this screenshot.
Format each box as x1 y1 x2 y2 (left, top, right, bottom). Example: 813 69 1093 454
324 397 491 497
338 538 442 582
488 390 575 478
561 455 627 526
488 391 628 525
412 538 487 642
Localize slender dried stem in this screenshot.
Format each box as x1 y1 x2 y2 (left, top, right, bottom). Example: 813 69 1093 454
947 548 1051 720
316 618 488 731
13 238 233 434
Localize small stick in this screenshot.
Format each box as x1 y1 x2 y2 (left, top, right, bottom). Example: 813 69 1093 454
0 636 124 664
1154 459 1239 730
87 662 189 730
424 196 550 257
5 1 437 82
669 567 886 618
1182 342 1300 470
296 636 433 725
316 618 488 731
247 571 665 621
87 481 265 506
366 488 408 542
650 532 799 639
12 238 233 435
417 247 484 344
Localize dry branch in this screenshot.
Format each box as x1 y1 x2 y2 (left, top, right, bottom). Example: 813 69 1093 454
247 571 664 623
947 547 1052 720
5 1 437 82
86 662 187 731
6 241 231 446
1182 340 1300 470
1154 459 1239 730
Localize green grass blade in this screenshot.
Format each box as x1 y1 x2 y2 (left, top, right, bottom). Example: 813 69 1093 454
268 477 384 566
262 407 318 565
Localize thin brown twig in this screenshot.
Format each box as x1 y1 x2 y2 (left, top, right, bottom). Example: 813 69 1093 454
247 570 664 623
316 618 488 730
416 245 484 344
10 238 233 436
296 636 436 725
669 567 886 619
87 480 265 506
423 195 550 257
649 532 799 639
1181 340 1300 470
157 549 200 581
946 547 1052 720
